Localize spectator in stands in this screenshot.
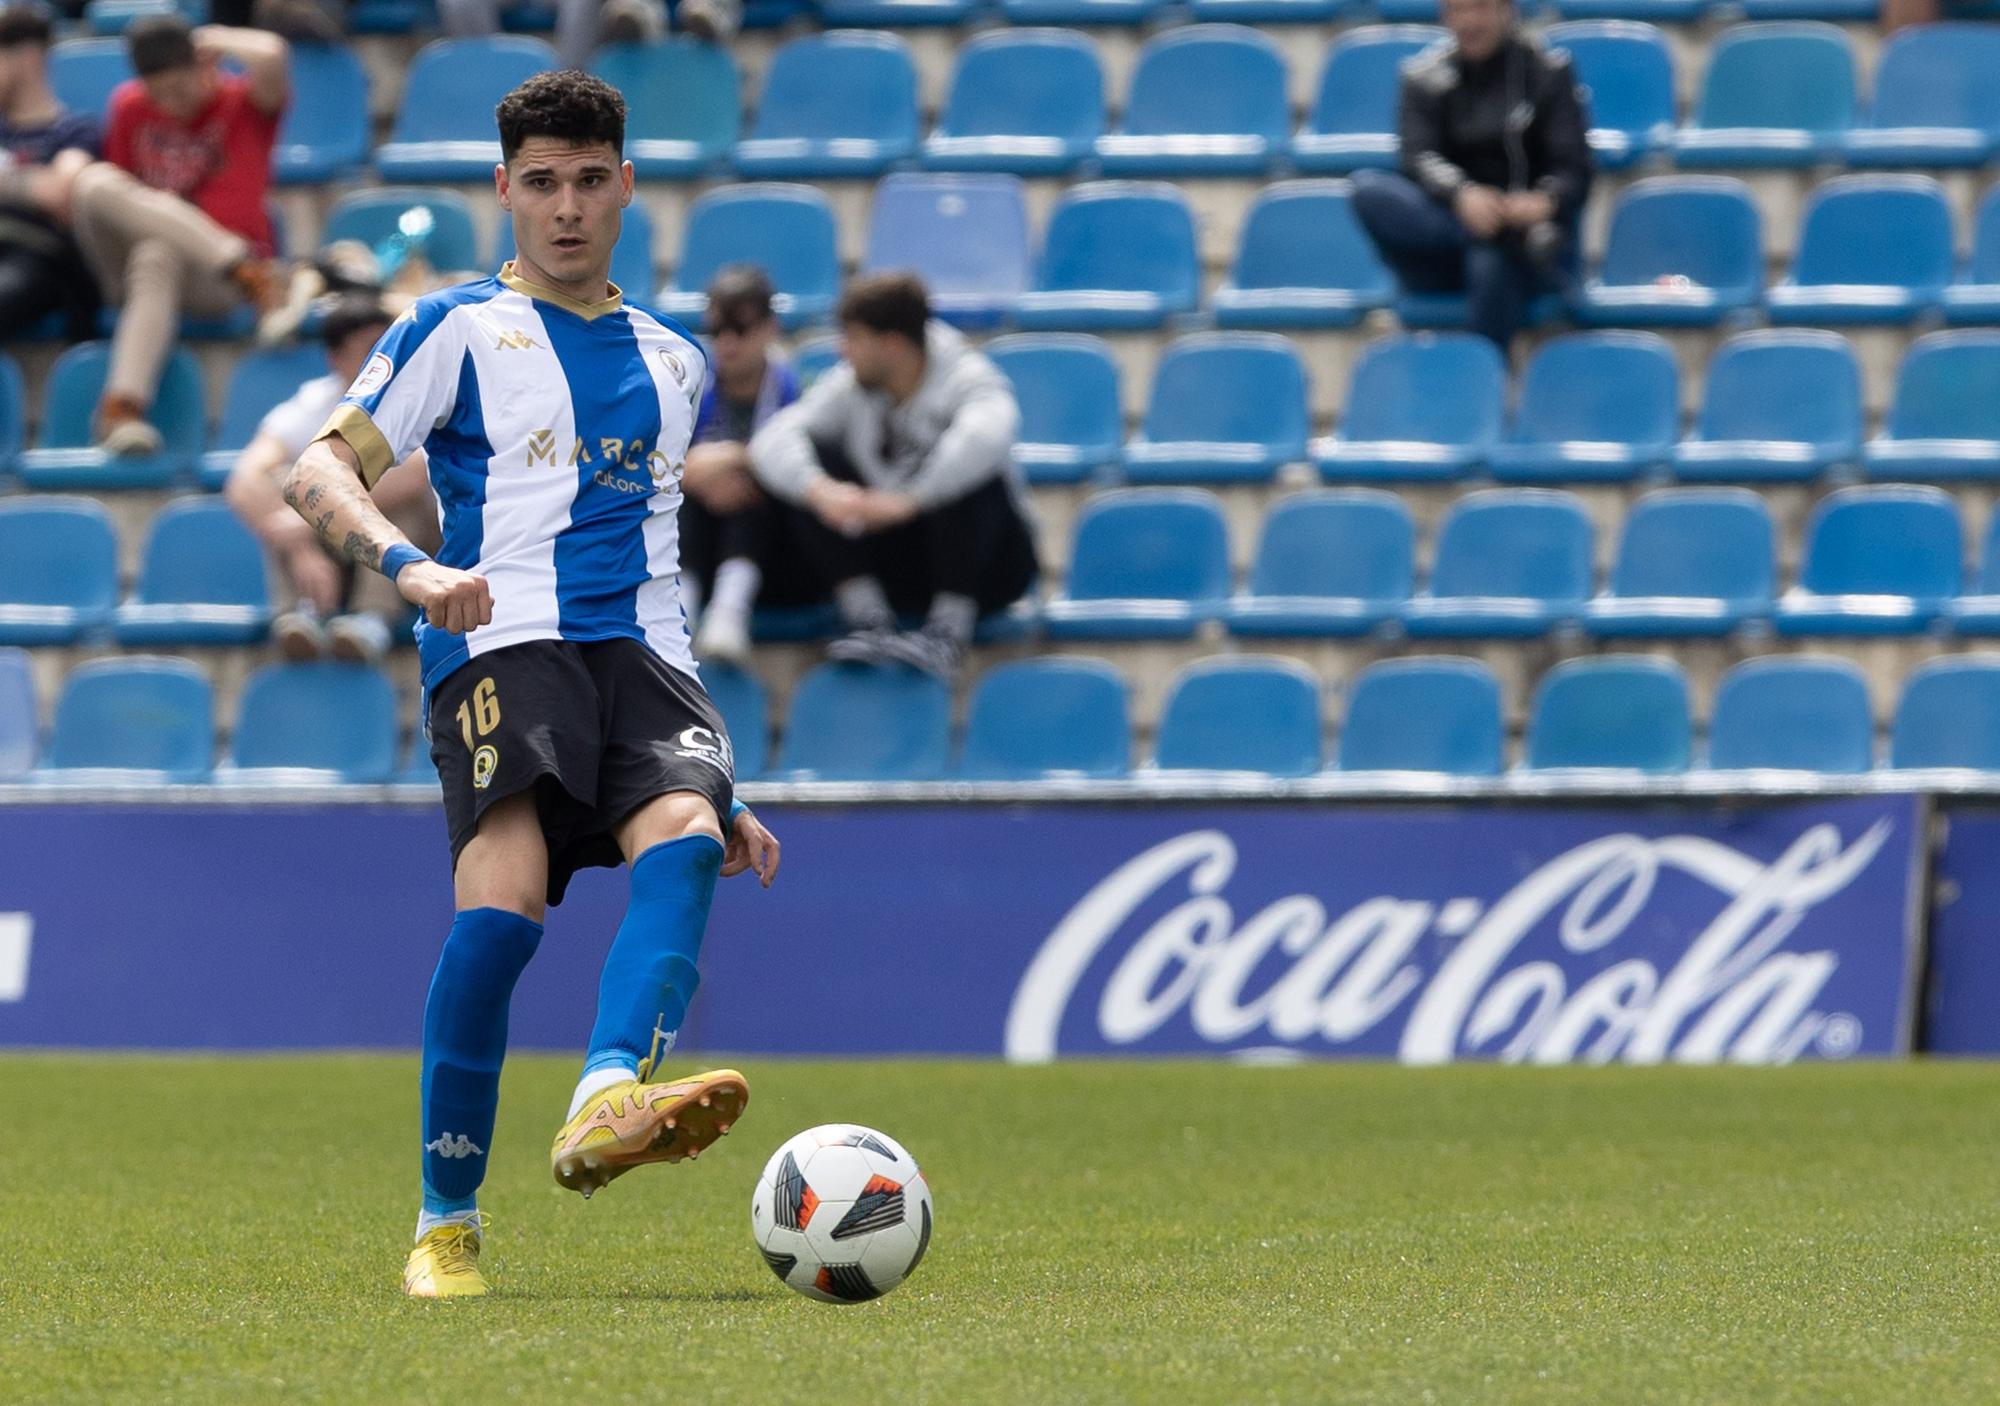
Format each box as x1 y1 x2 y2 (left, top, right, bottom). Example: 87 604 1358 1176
0 3 101 341
69 15 287 455
1350 0 1593 351
750 272 1035 682
439 0 739 71
224 294 437 663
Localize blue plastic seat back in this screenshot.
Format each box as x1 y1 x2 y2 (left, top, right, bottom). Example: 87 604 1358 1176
47 659 213 773
1526 657 1692 772
671 185 840 302
213 344 325 453
1342 334 1506 445
1797 486 1963 597
230 663 398 779
1893 658 2000 768
1142 334 1309 452
1884 332 2000 441
1549 22 1674 145
777 662 951 780
48 38 129 117
388 37 553 144
1307 27 1442 136
1155 658 1321 775
277 43 370 174
1597 178 1763 291
0 353 23 464
592 40 740 158
1033 184 1199 300
0 498 116 611
322 189 483 274
1968 187 2000 283
1693 24 1856 132
497 200 654 297
1337 657 1503 774
35 342 204 456
1429 491 1595 601
1696 331 1861 445
1247 490 1415 601
1608 489 1774 601
961 658 1131 778
864 174 1030 305
1065 490 1231 602
1510 332 1679 446
1867 24 2000 133
1121 26 1288 141
1231 181 1392 296
1710 657 1873 772
746 33 918 147
699 662 769 780
987 334 1122 456
933 30 1104 148
134 499 268 608
1789 176 1953 290
0 648 33 776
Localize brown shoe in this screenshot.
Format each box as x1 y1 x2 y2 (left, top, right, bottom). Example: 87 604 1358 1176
95 394 162 457
231 258 286 317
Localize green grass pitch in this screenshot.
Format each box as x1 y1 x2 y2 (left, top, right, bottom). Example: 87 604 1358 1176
4 1055 1999 1405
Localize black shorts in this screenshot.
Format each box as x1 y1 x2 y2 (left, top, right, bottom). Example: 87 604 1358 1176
428 637 735 905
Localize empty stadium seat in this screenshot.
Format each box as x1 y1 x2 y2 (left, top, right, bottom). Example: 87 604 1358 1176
47 38 129 117
658 185 840 329
1524 657 1692 774
322 188 483 278
40 657 213 783
734 32 919 178
1768 176 1953 325
1224 489 1414 637
376 37 555 181
921 30 1103 175
999 0 1165 24
774 662 951 781
1488 331 1678 483
18 342 203 489
1188 0 1337 21
592 41 738 178
699 662 768 780
0 648 33 778
112 498 270 646
863 174 1029 327
1312 333 1504 481
0 353 21 471
821 0 978 27
1673 23 1855 168
1212 180 1393 329
224 663 398 782
1123 333 1309 484
0 497 117 645
1843 24 2000 168
986 334 1122 484
1096 26 1289 176
274 44 370 184
202 343 325 489
1945 186 2000 325
1672 330 1862 481
1577 177 1763 326
1548 21 1675 169
1336 656 1504 775
1013 183 1199 330
1583 488 1775 636
959 658 1131 779
1707 656 1874 772
1863 332 2000 481
1042 489 1230 639
1402 489 1594 637
1154 657 1322 777
1291 27 1442 172
1736 0 1871 19
1776 485 1963 635
496 200 655 299
1550 0 1703 21
1890 656 2000 770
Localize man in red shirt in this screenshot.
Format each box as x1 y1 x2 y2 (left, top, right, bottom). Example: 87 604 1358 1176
69 14 287 455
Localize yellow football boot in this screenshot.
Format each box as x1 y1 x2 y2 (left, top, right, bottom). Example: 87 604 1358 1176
402 1213 490 1299
551 1067 748 1198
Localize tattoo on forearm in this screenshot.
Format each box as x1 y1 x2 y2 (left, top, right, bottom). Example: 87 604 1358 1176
284 453 406 574
301 483 326 512
342 531 382 571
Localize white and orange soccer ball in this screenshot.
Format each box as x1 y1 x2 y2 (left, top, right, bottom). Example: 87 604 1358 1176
750 1124 933 1303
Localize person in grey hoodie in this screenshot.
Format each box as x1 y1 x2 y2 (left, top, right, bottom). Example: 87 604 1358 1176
749 273 1038 681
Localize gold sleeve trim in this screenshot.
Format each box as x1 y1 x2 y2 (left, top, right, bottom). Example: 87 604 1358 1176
315 403 396 488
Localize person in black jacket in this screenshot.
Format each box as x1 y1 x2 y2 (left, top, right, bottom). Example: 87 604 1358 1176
1351 0 1594 350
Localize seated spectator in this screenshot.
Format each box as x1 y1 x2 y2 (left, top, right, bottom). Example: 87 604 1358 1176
1350 0 1592 351
0 2 101 341
71 15 287 454
224 295 437 663
750 272 1036 681
439 0 738 71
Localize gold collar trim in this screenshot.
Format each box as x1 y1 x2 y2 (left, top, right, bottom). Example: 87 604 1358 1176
498 260 623 321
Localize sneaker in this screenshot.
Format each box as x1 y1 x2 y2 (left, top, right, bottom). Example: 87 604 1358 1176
826 626 900 666
550 1068 749 1199
272 609 328 661
879 625 966 682
693 607 752 665
94 394 162 457
255 263 326 347
327 613 392 665
403 1212 490 1298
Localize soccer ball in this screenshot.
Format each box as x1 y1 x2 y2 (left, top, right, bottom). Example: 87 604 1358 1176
750 1124 933 1303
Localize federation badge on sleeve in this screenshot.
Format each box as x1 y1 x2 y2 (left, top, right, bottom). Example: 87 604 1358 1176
351 352 394 397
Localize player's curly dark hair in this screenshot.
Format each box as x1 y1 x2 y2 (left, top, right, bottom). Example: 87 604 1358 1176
495 70 626 165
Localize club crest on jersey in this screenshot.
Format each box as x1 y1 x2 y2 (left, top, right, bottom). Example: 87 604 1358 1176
657 347 687 386
472 744 498 790
494 329 544 352
674 726 734 780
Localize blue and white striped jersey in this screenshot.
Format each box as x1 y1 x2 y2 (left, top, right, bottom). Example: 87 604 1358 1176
317 263 709 690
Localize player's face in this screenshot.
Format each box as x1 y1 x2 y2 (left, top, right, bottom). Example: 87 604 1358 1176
1442 0 1511 60
497 138 632 297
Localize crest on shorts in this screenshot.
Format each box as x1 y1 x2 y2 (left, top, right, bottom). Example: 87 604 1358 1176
472 745 499 790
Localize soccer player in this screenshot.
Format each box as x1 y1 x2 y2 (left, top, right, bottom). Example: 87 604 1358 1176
281 70 780 1299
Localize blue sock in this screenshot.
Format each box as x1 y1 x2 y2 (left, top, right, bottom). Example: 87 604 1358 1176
421 907 542 1215
583 835 723 1080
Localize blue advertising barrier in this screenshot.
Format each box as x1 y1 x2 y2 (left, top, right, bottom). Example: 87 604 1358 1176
1925 807 2000 1055
0 794 1924 1061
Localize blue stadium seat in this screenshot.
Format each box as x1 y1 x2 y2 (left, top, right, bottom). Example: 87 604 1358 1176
1212 180 1393 329
921 30 1103 175
774 662 951 781
352 0 435 31
1549 0 1704 21
1043 489 1230 640
959 658 1131 779
0 648 33 778
393 718 441 786
376 37 555 181
1402 489 1595 637
733 32 919 178
0 352 22 471
1548 22 1676 170
0 497 117 646
1188 0 1337 22
225 663 398 782
41 657 213 783
1013 182 1199 330
274 44 370 184
657 185 840 329
1524 657 1692 773
821 0 976 27
698 662 768 780
1673 330 1862 481
1154 657 1322 777
1224 489 1414 637
1123 333 1309 484
497 200 654 300
83 0 200 26
1843 24 2000 168
592 41 738 178
1583 488 1775 637
1735 0 1871 18
1864 332 2000 482
1336 656 1504 776
1890 656 2000 771
1945 186 2000 325
1768 176 1953 325
112 498 270 646
1291 27 1443 173
1947 509 2000 635
47 38 129 117
986 334 1122 484
1312 333 1504 482
1775 485 1962 635
1095 26 1289 176
999 0 1166 24
201 343 325 489
1488 331 1678 483
1707 656 1874 772
863 174 1029 328
19 342 203 489
1673 23 1856 168
322 188 483 277
1577 177 1763 326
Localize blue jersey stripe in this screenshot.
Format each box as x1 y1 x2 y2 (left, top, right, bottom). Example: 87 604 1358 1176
348 279 501 422
417 351 493 687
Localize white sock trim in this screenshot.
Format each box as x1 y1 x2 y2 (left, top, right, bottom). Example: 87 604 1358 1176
566 1062 638 1121
415 1207 479 1242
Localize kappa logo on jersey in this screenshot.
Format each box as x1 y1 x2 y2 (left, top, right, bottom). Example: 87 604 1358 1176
350 353 393 397
425 1133 484 1158
494 329 544 352
674 726 734 779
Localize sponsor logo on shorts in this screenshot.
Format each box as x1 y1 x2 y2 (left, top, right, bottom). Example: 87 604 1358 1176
349 352 393 397
675 726 734 780
472 745 498 790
